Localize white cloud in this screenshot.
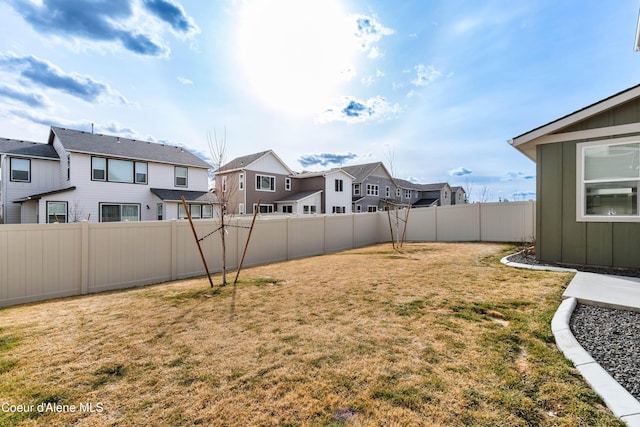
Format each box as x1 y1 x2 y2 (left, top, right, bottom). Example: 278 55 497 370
318 96 401 124
449 167 472 176
412 64 442 87
177 76 193 85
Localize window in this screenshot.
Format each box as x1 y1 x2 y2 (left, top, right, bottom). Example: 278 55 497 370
366 184 379 196
282 205 293 213
332 206 346 213
92 157 147 184
256 204 274 213
100 204 140 222
396 188 401 198
335 179 343 192
10 158 30 182
356 205 362 213
354 184 361 196
256 174 276 191
157 203 163 220
303 205 316 214
405 190 411 199
67 155 71 181
202 205 213 218
108 159 134 183
222 176 228 193
285 177 291 191
578 139 640 221
47 202 67 223
135 162 147 184
239 173 244 190
385 186 390 198
175 167 188 187
92 157 106 181
239 203 245 215
190 204 202 219
367 205 377 212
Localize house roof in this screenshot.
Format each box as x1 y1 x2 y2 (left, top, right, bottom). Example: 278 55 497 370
0 138 59 159
394 178 422 190
217 149 295 175
49 127 212 169
275 190 322 203
413 198 439 207
12 186 77 203
418 182 450 191
451 186 465 193
294 168 356 180
342 162 392 183
510 83 640 162
150 188 213 203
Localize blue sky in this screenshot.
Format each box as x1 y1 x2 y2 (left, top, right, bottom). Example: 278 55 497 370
1 0 640 201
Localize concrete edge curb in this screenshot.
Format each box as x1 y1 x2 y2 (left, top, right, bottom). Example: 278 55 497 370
502 252 640 426
552 297 640 426
499 253 578 273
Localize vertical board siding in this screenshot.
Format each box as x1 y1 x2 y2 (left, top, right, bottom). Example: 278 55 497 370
537 144 563 263
0 202 536 307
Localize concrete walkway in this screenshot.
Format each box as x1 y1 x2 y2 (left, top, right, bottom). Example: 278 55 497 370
501 256 640 427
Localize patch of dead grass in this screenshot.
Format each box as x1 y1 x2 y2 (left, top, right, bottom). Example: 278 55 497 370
0 242 625 426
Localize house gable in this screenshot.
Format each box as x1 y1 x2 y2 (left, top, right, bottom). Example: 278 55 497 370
510 84 640 161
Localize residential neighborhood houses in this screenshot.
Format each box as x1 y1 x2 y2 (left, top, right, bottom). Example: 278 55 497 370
0 127 467 224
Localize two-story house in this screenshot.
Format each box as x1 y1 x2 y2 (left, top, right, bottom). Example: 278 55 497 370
291 169 354 214
413 182 454 207
342 162 396 212
215 150 298 215
0 127 212 223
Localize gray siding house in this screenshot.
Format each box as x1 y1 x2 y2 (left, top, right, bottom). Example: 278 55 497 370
342 162 396 212
510 83 640 269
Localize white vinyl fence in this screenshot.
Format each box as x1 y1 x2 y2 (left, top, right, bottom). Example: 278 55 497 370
0 201 534 307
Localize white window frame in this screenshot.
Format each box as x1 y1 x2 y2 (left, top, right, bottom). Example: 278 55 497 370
385 186 390 198
255 204 274 213
256 174 276 192
239 203 245 215
404 189 411 199
285 177 291 191
47 201 67 223
239 173 244 191
354 184 361 196
335 179 343 192
366 184 379 196
367 205 378 212
175 166 188 187
100 203 140 222
576 137 640 222
10 158 30 182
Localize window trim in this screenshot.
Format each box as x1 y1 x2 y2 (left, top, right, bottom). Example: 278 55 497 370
10 157 30 182
576 137 640 222
91 156 147 184
285 177 291 191
366 184 379 196
47 201 68 223
354 183 361 196
256 174 276 192
175 166 188 187
335 179 343 192
99 203 141 222
239 173 245 191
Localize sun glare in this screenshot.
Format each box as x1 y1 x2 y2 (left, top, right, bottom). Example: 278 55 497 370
237 0 358 116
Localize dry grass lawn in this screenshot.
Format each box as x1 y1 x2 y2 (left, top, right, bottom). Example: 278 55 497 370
0 242 625 426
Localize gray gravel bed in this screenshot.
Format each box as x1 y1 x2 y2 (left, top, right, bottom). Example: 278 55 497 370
506 251 640 402
570 304 640 401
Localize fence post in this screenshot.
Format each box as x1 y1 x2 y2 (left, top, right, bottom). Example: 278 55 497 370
80 220 89 294
170 219 177 281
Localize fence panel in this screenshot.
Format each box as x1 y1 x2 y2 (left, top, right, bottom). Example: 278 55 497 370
0 223 81 306
435 204 481 241
480 201 535 242
0 202 536 307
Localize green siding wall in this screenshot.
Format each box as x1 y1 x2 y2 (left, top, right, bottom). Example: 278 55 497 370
537 141 640 268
